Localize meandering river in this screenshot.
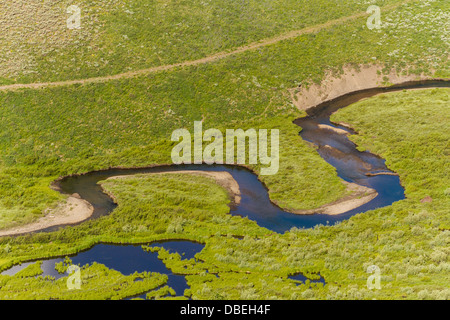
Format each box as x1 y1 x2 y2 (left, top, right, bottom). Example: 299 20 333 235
2 80 448 297
45 80 449 233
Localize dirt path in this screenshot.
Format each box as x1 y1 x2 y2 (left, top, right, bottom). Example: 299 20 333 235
0 1 412 92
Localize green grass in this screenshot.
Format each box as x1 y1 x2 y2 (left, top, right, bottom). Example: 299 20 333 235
100 173 265 237
0 0 408 84
0 173 267 299
0 0 448 228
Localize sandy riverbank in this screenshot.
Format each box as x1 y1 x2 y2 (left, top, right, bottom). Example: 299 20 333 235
290 64 437 111
0 196 94 237
290 181 378 216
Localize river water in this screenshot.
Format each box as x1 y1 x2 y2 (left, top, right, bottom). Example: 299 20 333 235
2 80 448 297
50 80 450 233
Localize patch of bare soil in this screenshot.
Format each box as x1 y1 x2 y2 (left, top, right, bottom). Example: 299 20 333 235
291 181 378 215
289 64 437 111
0 196 93 237
317 124 350 135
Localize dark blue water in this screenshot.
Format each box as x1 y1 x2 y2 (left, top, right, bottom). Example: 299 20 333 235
289 273 326 285
1 241 204 297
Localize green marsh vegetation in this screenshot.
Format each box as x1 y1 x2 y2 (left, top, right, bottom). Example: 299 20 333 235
0 259 168 300
128 89 450 300
0 0 448 299
331 88 449 211
0 88 449 300
328 88 450 300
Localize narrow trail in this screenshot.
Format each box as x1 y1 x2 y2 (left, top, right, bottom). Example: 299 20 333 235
0 1 412 92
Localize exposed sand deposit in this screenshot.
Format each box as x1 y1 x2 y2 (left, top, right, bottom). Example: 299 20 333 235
0 196 93 237
290 181 378 216
290 64 437 111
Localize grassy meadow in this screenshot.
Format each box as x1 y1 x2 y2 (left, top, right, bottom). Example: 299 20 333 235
1 0 410 84
0 0 448 300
